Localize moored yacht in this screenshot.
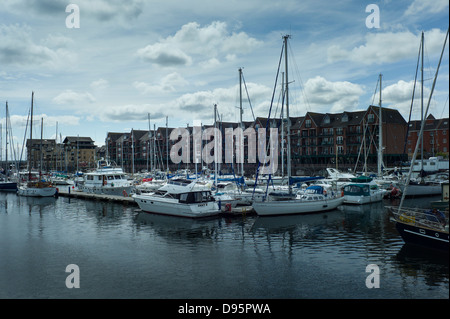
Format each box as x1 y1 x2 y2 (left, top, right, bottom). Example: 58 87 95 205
343 181 386 205
77 159 134 196
133 178 220 218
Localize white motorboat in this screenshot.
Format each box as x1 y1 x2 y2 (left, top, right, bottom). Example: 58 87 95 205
342 182 386 205
77 159 134 196
133 178 220 218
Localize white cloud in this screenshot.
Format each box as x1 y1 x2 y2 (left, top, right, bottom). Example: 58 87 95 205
302 76 364 113
0 24 76 68
405 0 449 16
327 29 448 65
133 72 188 94
53 90 96 105
90 79 109 90
377 80 433 119
136 21 263 67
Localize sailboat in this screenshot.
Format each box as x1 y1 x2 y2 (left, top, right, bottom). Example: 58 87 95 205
252 35 344 216
389 29 449 251
398 32 443 197
0 101 18 192
17 92 57 197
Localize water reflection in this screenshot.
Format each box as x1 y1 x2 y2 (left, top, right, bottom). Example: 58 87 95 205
1 192 447 299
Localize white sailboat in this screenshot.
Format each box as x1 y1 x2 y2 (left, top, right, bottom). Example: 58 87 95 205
252 35 344 216
0 101 18 192
17 92 57 197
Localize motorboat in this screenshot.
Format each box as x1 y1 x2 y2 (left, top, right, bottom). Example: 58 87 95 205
132 178 220 218
342 182 386 205
77 159 134 196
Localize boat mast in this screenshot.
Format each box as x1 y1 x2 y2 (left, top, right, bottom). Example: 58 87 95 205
420 31 424 179
214 103 218 186
5 101 8 179
239 68 244 178
378 73 383 176
29 92 34 181
40 117 43 180
284 35 292 194
398 28 448 211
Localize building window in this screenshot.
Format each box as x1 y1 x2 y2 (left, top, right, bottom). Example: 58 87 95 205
368 114 375 123
305 119 311 128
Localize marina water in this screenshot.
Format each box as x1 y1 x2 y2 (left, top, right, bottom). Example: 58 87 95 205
1 192 448 299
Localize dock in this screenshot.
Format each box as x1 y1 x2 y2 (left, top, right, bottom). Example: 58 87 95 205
57 187 137 205
56 187 255 217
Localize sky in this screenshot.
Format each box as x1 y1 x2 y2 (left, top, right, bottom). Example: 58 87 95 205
1 0 449 154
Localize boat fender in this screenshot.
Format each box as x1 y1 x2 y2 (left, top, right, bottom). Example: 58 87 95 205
123 190 128 197
225 203 232 212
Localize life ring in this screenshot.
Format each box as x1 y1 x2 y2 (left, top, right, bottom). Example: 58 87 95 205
123 190 128 197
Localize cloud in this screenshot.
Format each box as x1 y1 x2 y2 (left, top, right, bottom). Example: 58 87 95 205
404 0 449 16
99 104 165 122
136 21 263 67
377 80 432 118
136 43 192 67
302 76 364 113
3 0 144 22
9 114 80 129
53 90 96 105
327 28 447 65
90 79 109 90
0 24 75 68
133 72 189 94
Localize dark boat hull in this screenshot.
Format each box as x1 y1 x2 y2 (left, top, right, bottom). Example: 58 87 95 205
395 221 449 252
0 182 18 192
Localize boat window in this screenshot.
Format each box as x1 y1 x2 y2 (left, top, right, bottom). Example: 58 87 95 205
87 175 93 180
114 175 121 179
194 192 203 203
179 193 188 202
108 176 114 180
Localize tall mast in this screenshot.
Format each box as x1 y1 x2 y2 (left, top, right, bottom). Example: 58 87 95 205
239 68 244 177
40 117 43 179
29 91 34 180
214 104 218 186
377 73 383 176
166 116 168 173
284 35 292 194
5 101 8 178
148 113 152 172
420 31 424 177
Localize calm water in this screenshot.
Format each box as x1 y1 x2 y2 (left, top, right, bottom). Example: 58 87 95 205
0 192 448 299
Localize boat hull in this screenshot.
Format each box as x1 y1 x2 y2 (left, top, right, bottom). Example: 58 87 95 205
78 185 134 196
133 194 220 218
0 182 18 192
17 186 57 197
401 183 442 197
395 221 449 251
343 191 384 205
252 196 344 216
